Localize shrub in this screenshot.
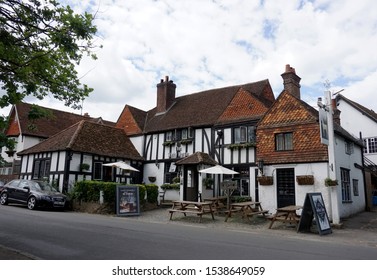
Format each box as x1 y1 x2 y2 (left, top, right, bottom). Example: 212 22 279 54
160 183 180 190
145 184 159 203
71 181 147 206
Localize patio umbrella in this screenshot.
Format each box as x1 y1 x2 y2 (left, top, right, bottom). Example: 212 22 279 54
199 165 239 175
103 161 139 172
199 165 238 209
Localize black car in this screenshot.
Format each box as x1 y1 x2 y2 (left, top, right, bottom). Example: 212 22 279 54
0 179 67 210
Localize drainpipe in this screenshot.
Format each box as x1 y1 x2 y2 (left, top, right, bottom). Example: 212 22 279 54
360 132 369 211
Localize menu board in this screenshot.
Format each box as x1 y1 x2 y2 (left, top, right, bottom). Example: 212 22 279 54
116 185 140 216
298 192 332 235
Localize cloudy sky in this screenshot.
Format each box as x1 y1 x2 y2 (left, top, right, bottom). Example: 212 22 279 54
2 0 377 122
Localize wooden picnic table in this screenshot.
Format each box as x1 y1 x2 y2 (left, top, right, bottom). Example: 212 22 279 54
268 205 302 229
225 201 268 222
169 200 215 223
203 196 227 212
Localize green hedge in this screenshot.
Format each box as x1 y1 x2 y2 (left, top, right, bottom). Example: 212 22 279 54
145 184 159 203
70 181 158 206
160 183 180 190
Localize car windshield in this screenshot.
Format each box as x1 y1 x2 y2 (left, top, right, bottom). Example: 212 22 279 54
31 181 56 192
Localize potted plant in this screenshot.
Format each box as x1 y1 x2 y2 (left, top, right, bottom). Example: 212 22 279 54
257 175 273 185
296 175 314 185
172 176 180 184
202 177 214 189
148 176 156 183
325 178 338 187
79 163 90 171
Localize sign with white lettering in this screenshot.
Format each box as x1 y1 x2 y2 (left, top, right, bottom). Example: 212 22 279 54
116 185 140 216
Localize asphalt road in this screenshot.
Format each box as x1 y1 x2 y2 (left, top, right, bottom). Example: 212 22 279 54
1 204 376 260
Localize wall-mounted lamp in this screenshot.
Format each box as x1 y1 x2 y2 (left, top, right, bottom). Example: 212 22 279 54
155 160 160 169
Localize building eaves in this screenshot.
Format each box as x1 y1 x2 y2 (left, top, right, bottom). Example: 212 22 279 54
336 94 377 123
17 120 143 161
12 102 115 138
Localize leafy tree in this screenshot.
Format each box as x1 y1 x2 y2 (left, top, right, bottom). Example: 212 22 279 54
0 0 99 158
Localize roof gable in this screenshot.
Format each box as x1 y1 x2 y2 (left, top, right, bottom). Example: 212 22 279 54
18 121 143 160
116 105 146 135
217 87 270 125
258 90 318 128
336 94 377 123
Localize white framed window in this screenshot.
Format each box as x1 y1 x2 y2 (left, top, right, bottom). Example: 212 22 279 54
275 132 293 151
364 137 377 154
345 141 354 155
165 131 173 141
181 128 188 140
234 126 255 143
341 168 352 202
353 179 359 196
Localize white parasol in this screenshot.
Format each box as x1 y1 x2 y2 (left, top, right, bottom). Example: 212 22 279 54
199 165 239 175
102 161 139 172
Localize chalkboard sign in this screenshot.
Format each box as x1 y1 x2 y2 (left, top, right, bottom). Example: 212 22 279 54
298 192 332 235
116 185 140 216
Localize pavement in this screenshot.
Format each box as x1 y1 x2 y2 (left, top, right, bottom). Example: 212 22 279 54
1 206 376 260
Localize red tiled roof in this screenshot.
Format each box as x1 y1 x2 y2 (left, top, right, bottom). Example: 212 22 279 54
116 105 147 135
141 79 274 133
6 102 115 138
17 120 143 160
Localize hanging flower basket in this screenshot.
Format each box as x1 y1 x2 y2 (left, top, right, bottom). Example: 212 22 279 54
296 175 314 185
257 176 273 185
325 178 338 187
148 176 156 183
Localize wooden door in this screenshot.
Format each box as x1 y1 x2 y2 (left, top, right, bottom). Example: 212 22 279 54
184 166 199 201
276 168 295 208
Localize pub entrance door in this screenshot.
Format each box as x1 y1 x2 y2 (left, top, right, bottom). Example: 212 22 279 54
276 168 295 208
183 166 199 201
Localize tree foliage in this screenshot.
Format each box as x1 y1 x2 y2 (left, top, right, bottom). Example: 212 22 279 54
0 0 99 156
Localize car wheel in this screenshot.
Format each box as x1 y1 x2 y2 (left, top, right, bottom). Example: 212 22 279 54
0 193 8 205
27 196 37 210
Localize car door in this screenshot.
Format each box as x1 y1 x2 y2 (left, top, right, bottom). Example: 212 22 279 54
16 180 31 203
5 180 21 202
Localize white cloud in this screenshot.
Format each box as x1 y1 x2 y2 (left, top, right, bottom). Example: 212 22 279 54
1 0 377 121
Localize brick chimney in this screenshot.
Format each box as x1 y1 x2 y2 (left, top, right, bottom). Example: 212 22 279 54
156 76 176 114
281 64 301 99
